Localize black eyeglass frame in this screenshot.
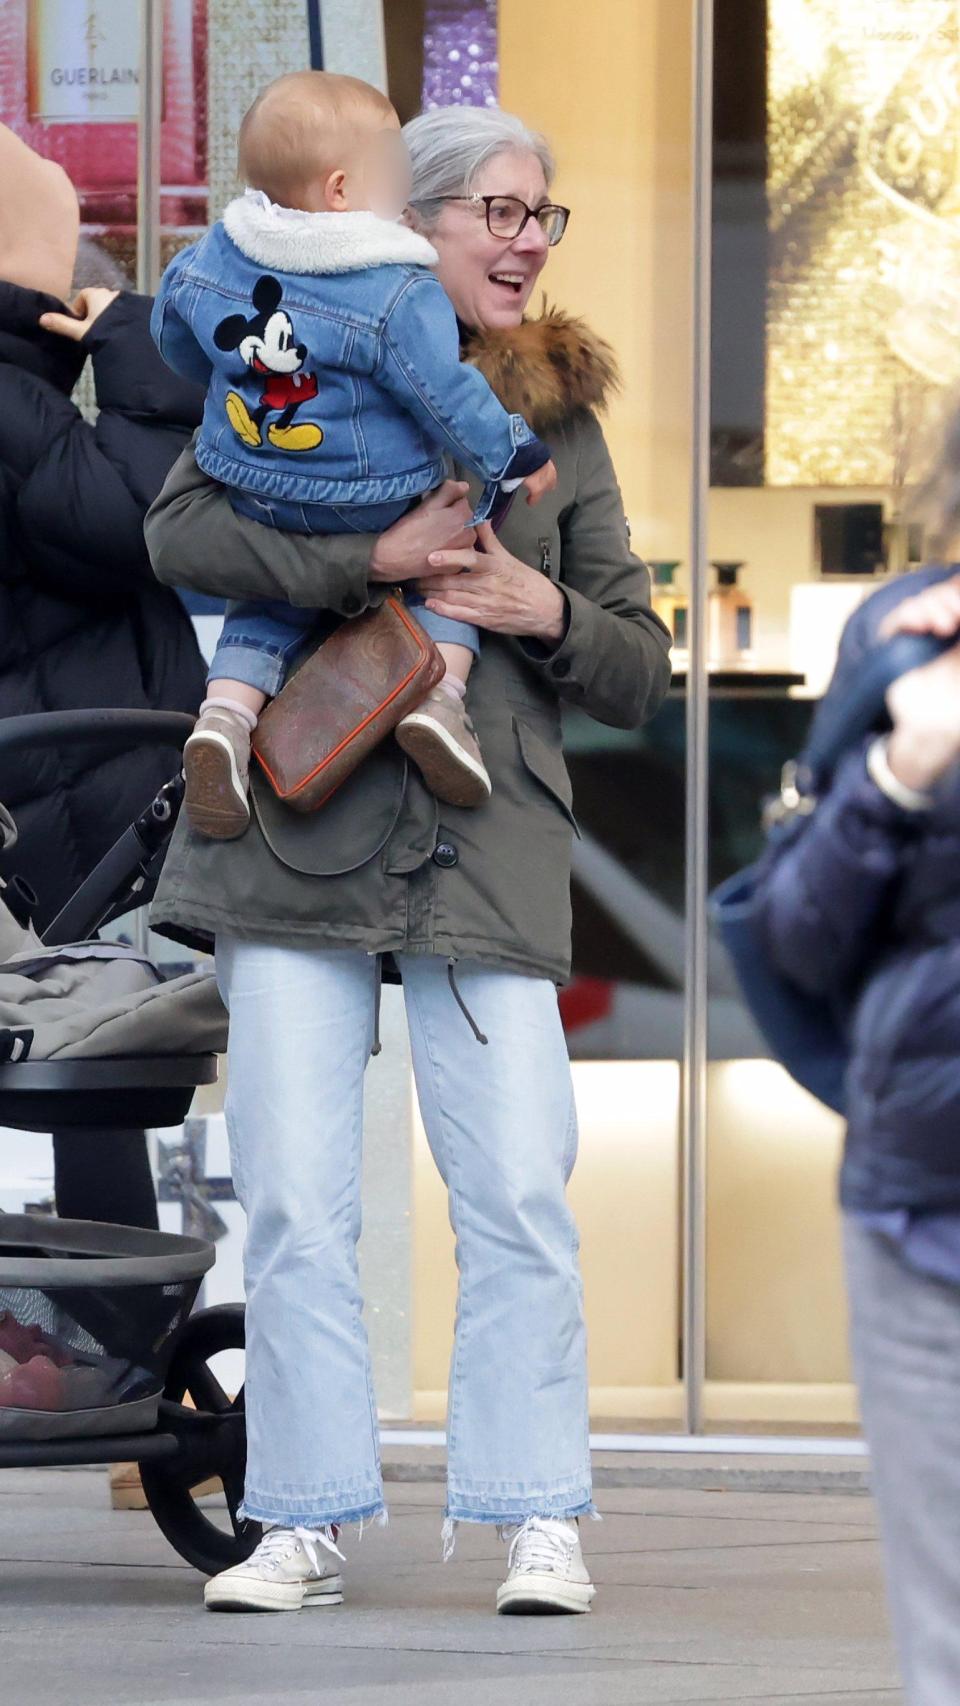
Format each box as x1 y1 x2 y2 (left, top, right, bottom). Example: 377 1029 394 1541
410 193 571 245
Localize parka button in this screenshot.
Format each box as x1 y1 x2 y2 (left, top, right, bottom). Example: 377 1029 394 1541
433 841 459 868
551 657 571 678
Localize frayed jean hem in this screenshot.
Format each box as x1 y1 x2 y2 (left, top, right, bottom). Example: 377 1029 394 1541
444 1496 599 1525
239 1495 386 1529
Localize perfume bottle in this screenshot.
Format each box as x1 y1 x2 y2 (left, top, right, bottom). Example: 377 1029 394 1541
649 562 688 652
707 562 754 668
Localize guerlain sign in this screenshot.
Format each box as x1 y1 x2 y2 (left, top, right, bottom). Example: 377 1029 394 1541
28 0 140 124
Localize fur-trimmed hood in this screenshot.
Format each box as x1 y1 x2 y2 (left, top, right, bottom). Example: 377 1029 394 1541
461 303 620 436
223 189 438 275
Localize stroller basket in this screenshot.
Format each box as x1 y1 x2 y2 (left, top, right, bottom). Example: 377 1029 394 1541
0 1216 214 1441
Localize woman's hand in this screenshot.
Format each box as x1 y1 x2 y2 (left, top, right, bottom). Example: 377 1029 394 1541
881 575 960 791
369 480 477 582
417 521 567 643
38 287 119 341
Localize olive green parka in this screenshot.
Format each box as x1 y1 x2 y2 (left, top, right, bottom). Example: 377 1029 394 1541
146 309 671 983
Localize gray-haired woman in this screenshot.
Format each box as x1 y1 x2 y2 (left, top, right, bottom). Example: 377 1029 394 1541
146 101 670 1616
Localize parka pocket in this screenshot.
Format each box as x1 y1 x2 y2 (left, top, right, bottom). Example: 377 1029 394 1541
513 717 580 837
250 743 407 875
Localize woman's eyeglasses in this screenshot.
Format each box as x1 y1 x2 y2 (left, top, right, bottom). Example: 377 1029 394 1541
413 194 570 246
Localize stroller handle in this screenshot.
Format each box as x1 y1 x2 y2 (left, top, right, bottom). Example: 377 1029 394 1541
0 709 195 759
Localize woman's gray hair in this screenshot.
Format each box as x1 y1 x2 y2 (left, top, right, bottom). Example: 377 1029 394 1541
403 106 554 219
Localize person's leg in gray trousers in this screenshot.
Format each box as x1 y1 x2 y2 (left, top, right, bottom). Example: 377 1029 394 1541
844 1216 960 1704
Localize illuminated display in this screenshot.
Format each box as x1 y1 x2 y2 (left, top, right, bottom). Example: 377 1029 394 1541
27 1 140 123
766 0 960 485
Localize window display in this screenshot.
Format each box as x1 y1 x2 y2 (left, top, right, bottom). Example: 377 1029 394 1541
713 0 960 486
0 0 207 284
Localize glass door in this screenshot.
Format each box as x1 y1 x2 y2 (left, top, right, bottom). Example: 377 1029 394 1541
700 0 955 1434
410 0 698 1432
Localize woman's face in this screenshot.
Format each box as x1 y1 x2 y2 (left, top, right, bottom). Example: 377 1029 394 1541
427 147 552 332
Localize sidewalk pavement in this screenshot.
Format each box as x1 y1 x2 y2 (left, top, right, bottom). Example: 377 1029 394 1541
0 1465 899 1706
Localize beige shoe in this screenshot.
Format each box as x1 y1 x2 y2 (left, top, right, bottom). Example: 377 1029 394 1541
183 707 251 840
110 1458 222 1510
109 1462 148 1511
395 688 491 809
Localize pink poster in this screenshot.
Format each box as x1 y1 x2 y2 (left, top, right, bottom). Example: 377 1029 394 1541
0 0 207 285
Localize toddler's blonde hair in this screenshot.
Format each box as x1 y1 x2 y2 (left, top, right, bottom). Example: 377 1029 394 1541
238 70 396 208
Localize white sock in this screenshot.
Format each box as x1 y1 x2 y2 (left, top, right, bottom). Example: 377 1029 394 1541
201 695 259 732
438 675 466 703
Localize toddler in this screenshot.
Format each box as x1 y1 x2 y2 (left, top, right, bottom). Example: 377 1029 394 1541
151 71 555 837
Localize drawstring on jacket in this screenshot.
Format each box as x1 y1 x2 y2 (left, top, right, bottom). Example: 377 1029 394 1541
447 959 488 1045
369 954 487 1050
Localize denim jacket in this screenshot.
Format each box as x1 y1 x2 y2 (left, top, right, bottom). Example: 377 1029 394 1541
150 191 549 520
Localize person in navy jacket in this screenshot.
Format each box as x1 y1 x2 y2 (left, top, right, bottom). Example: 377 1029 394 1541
758 558 960 1705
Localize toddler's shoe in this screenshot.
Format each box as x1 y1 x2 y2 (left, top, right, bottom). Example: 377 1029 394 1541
396 688 491 810
204 1524 344 1613
183 707 251 840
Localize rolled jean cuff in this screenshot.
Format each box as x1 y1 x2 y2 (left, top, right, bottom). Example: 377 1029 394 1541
239 1492 386 1529
406 595 480 658
207 641 286 697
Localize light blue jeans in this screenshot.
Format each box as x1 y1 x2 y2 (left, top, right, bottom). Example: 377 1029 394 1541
209 492 479 696
215 940 594 1531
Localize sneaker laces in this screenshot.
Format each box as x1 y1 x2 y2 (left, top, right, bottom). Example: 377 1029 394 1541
504 1516 577 1577
256 1523 345 1575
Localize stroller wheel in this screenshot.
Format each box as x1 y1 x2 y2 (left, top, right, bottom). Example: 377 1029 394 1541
139 1304 261 1577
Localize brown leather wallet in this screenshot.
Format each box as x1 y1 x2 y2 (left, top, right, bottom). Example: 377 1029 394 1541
251 594 444 813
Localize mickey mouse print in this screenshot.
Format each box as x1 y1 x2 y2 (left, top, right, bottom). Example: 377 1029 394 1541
213 275 323 453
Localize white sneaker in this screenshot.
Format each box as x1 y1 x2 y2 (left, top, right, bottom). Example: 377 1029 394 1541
496 1516 596 1615
203 1524 344 1613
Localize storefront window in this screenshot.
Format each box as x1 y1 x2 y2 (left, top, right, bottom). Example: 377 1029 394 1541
408 0 697 1430
702 0 960 1431
0 0 208 287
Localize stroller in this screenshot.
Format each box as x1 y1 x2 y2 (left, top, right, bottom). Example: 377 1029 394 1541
0 707 259 1577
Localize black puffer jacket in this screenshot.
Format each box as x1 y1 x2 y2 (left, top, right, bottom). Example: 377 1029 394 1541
0 281 206 928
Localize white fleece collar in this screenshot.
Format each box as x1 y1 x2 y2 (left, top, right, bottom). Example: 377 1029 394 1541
223 189 438 275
